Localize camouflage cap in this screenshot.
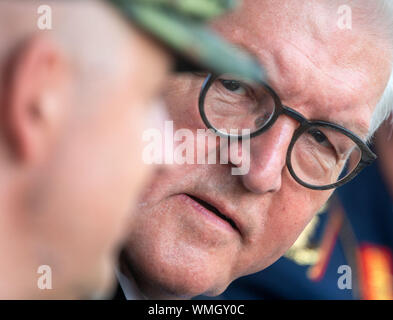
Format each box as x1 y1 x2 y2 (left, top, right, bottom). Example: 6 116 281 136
109 0 265 82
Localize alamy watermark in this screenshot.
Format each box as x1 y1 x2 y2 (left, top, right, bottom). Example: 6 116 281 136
337 5 352 30
337 265 352 290
37 265 52 290
142 121 251 175
37 5 52 30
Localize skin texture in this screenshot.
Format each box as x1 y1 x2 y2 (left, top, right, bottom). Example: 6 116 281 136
123 0 392 299
0 0 169 299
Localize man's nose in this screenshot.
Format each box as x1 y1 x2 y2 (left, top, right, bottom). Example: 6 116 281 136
231 117 296 194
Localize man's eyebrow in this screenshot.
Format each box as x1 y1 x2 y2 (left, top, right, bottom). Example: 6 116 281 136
335 119 370 140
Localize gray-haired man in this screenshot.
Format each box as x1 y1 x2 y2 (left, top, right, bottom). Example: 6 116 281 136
120 0 393 299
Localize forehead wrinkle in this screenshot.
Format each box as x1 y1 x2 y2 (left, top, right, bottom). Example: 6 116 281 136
264 30 380 103
217 18 374 108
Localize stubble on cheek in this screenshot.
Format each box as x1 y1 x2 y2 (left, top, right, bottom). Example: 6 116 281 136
132 195 240 255
125 196 242 295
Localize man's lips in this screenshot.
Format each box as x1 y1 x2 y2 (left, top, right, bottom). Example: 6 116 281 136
185 194 241 234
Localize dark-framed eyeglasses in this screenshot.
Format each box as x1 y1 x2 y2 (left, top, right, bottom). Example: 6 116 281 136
198 73 377 190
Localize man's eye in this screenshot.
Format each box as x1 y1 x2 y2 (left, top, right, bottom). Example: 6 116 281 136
308 128 332 148
219 79 247 95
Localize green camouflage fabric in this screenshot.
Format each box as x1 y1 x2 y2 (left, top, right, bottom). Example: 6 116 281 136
109 0 265 82
126 0 238 21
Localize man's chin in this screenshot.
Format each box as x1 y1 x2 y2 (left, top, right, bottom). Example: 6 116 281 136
126 194 243 299
127 253 233 299
136 278 230 300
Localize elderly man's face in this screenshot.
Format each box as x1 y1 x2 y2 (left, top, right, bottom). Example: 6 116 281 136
125 0 392 298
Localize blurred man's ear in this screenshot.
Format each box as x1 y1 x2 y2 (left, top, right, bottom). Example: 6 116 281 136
1 35 70 165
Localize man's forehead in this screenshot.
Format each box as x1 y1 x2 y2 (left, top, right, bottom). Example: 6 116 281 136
213 0 390 81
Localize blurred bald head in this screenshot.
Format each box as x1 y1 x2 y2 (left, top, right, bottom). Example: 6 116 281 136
0 0 170 299
0 0 169 102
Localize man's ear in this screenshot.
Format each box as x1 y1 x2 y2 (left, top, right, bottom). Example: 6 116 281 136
2 35 70 165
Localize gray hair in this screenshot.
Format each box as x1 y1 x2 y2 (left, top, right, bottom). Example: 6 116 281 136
364 0 393 135
371 66 393 135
